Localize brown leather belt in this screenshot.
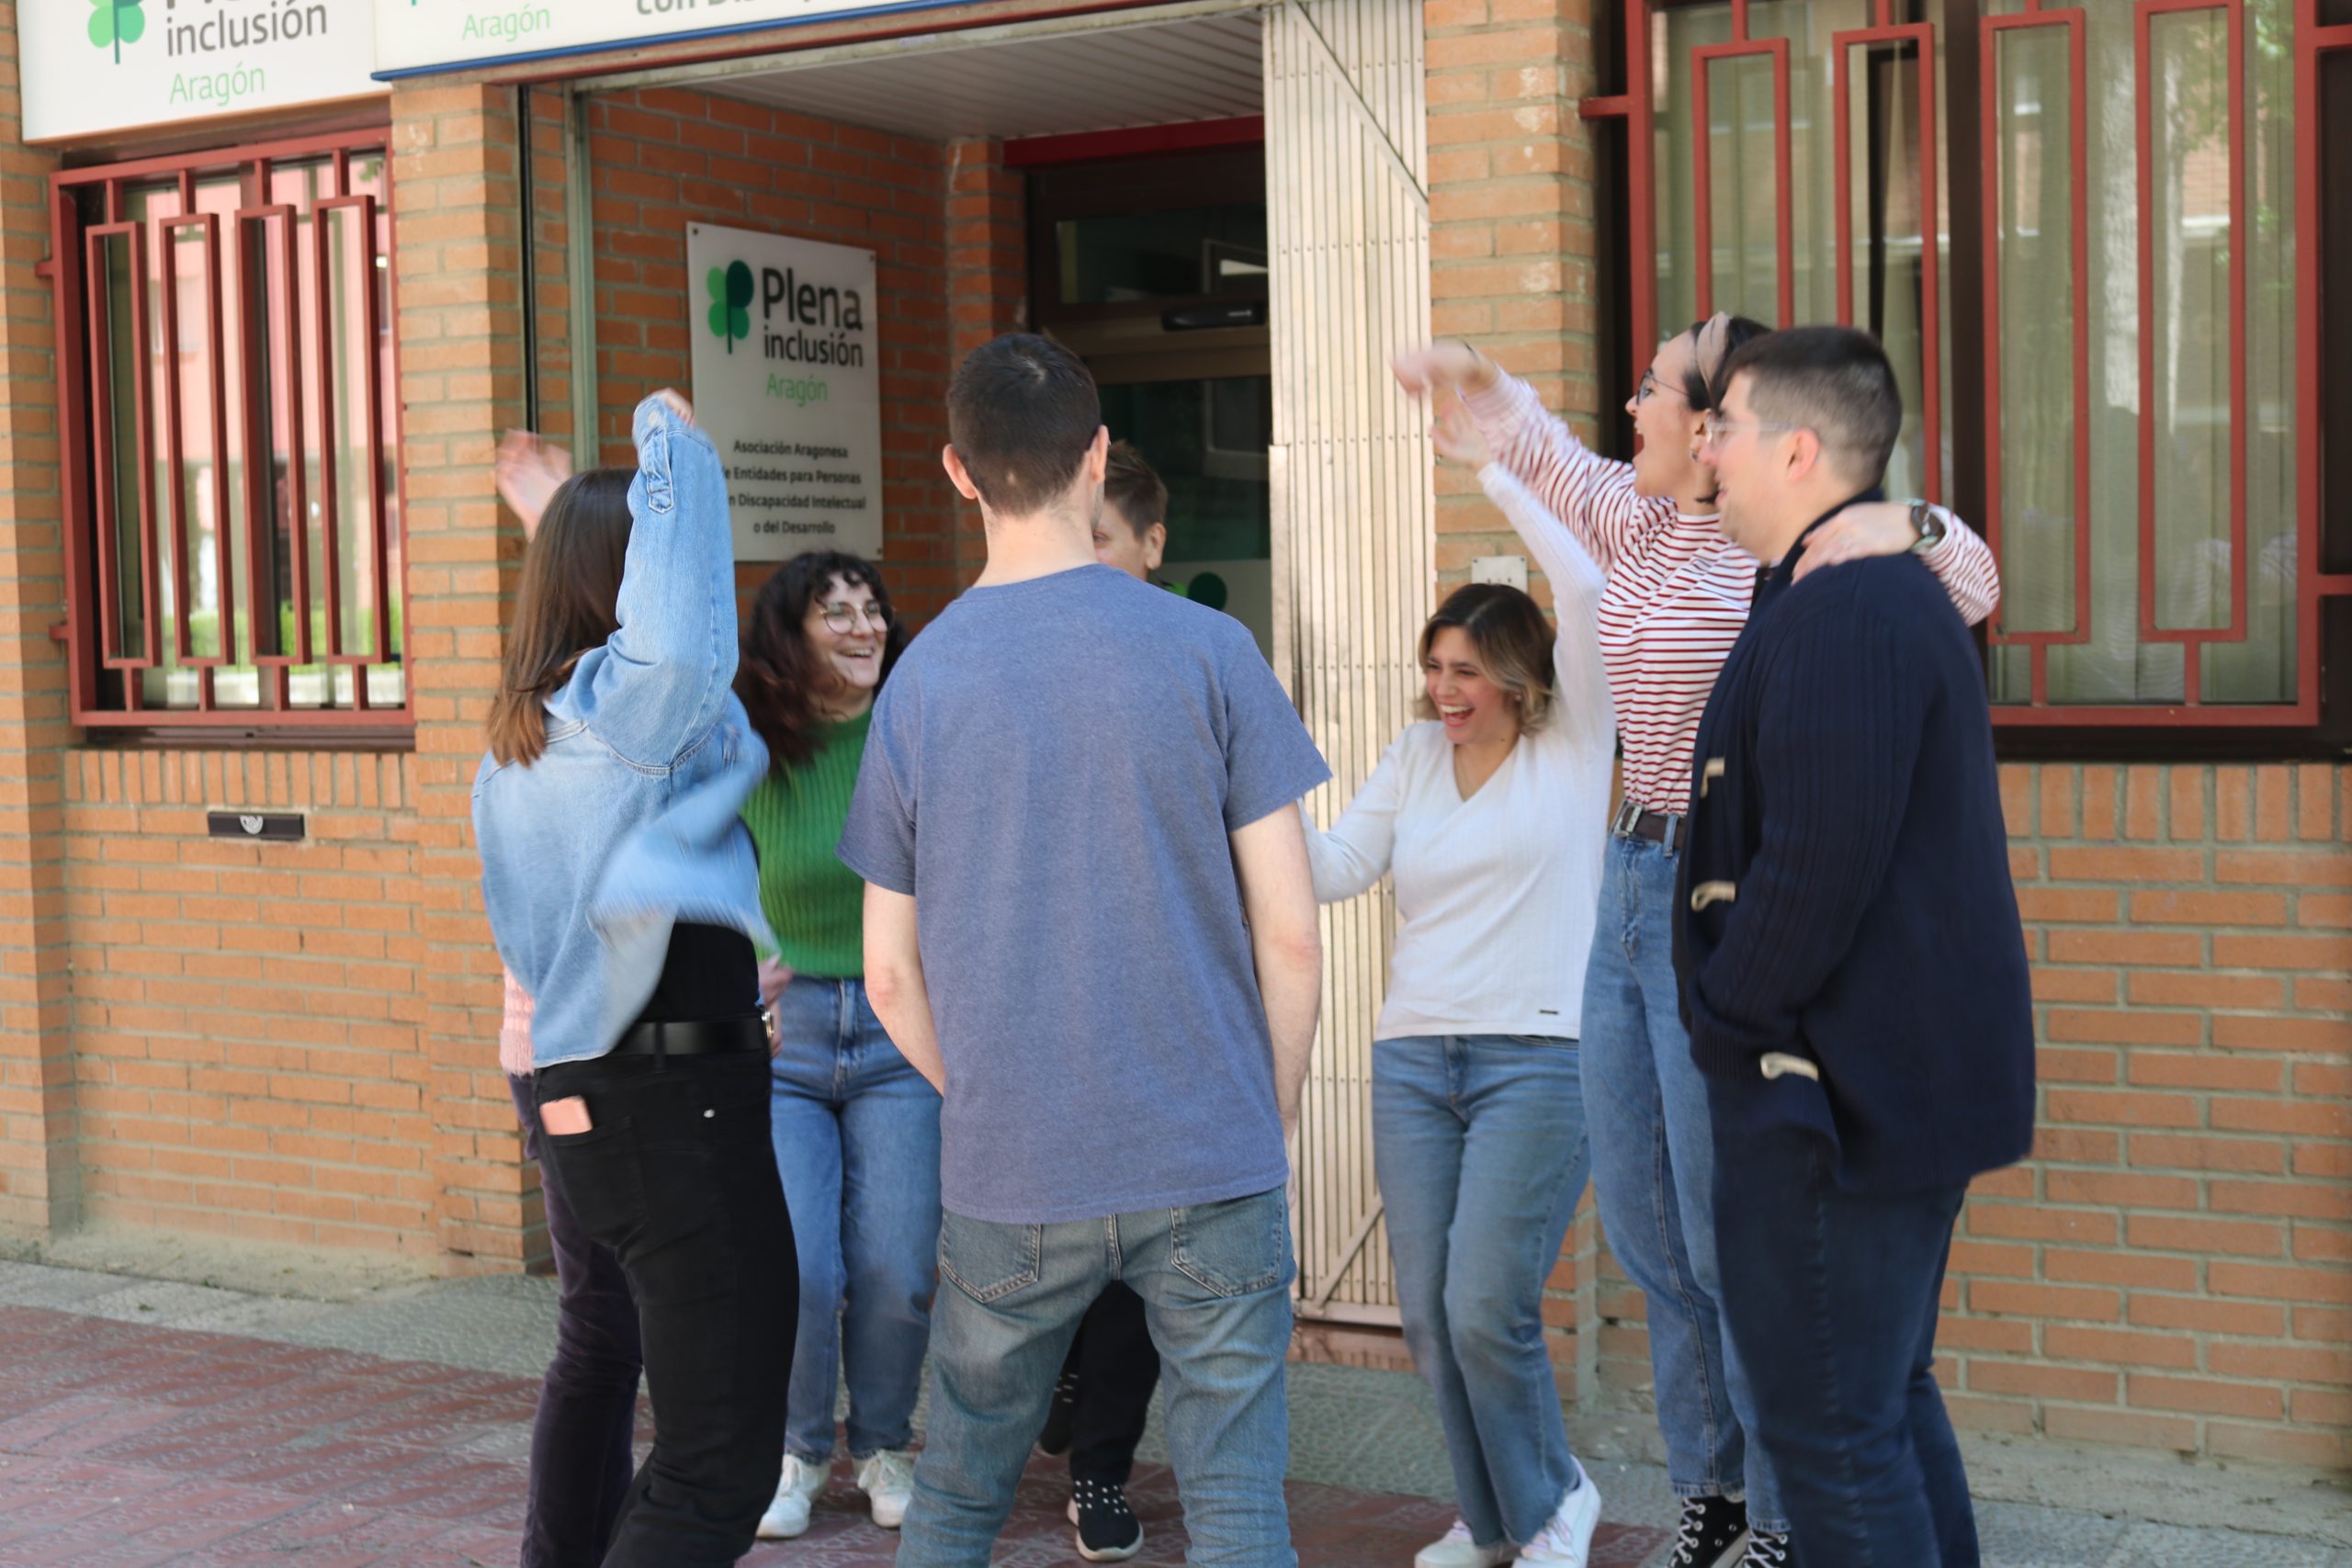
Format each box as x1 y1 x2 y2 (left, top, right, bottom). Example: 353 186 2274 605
1611 796 1683 853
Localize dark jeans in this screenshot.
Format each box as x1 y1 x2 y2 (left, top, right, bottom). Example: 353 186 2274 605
536 1047 797 1568
508 1076 642 1568
1060 1281 1160 1485
1708 1087 1978 1568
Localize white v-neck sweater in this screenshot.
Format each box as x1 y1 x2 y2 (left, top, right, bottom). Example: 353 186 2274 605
1302 464 1615 1043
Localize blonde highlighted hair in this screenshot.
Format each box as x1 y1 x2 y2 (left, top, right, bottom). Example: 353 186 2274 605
1414 581 1555 733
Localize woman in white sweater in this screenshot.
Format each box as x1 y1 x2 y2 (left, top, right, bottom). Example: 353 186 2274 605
1303 404 1613 1568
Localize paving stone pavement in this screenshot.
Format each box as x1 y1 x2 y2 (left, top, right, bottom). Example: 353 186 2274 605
0 1259 2343 1567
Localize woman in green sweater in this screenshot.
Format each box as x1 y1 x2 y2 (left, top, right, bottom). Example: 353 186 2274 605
737 551 939 1544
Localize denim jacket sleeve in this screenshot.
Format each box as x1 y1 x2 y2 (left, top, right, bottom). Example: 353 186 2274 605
579 396 740 767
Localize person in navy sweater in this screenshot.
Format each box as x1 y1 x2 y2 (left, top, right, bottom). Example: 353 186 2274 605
1672 326 2034 1568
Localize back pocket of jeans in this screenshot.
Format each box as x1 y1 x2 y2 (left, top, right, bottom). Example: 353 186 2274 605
541 1120 646 1257
1170 1190 1290 1298
938 1214 1041 1304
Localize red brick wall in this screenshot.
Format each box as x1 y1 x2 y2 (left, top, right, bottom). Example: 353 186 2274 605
1575 763 2352 1468
1939 762 2352 1469
63 752 433 1254
0 0 77 1235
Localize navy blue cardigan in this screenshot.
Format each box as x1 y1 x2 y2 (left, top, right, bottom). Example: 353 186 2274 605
1673 508 2035 1195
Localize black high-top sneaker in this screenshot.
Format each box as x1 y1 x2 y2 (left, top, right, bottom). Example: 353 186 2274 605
1668 1495 1750 1568
1741 1528 1791 1566
1067 1477 1144 1562
1034 1369 1080 1457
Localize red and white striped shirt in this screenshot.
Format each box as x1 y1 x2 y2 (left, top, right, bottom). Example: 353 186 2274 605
1466 372 2002 818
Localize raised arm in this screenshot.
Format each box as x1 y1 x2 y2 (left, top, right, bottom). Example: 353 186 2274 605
1478 462 1615 759
578 392 741 767
1397 344 1656 572
1795 504 2003 626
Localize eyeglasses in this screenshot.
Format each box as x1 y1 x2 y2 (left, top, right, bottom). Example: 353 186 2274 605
819 603 888 634
1699 415 1803 449
1634 367 1687 406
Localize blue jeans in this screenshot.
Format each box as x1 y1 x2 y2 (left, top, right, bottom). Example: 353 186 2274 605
1579 834 1786 1531
769 975 943 1462
898 1189 1296 1567
1374 1035 1590 1548
1709 1097 1978 1567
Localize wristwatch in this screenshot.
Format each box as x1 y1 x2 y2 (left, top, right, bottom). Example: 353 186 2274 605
1908 500 1946 554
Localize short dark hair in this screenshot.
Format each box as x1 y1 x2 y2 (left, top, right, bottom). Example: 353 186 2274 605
947 333 1102 515
1415 582 1557 734
1721 324 1902 485
1102 441 1168 536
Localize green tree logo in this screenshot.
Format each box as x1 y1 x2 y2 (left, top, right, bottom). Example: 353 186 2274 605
87 0 144 61
707 261 753 353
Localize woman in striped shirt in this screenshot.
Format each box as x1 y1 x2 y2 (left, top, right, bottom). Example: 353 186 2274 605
1395 320 1999 1568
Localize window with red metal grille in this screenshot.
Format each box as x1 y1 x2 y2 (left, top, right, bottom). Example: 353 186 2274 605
51 131 406 736
1587 0 2352 745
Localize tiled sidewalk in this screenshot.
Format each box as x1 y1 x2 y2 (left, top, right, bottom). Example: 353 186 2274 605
0 1303 1664 1566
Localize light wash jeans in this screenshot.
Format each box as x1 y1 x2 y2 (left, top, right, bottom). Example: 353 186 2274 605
1580 833 1787 1532
1374 1033 1591 1548
897 1188 1297 1567
768 975 943 1463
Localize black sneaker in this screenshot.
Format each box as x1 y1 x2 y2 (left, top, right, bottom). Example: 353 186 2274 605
1035 1370 1080 1457
1668 1495 1749 1568
1067 1478 1144 1562
1741 1529 1790 1566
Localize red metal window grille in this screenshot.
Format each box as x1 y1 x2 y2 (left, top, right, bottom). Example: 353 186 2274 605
51 131 407 734
1589 0 2352 733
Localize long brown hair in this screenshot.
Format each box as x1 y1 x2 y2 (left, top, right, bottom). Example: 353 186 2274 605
486 468 635 767
1414 582 1557 734
737 550 909 770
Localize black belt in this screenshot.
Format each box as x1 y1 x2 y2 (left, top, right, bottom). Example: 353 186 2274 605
609 1013 768 1058
1611 797 1683 853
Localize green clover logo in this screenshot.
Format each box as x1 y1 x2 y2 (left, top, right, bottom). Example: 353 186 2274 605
707 261 752 353
87 0 144 61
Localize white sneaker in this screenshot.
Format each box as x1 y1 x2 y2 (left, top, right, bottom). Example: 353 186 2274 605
1413 1517 1516 1568
1517 1460 1602 1566
854 1446 918 1530
755 1452 829 1540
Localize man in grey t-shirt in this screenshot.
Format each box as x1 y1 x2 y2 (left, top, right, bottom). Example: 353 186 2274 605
840 334 1327 1566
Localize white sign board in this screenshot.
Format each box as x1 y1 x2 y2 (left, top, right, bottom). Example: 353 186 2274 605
375 0 946 76
22 0 382 142
686 223 884 562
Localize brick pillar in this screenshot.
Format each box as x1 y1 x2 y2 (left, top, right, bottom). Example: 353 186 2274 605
1423 0 1604 1396
944 137 1025 584
391 85 535 1274
0 3 78 1237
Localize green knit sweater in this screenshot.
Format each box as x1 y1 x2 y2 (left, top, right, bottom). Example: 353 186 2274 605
741 708 871 978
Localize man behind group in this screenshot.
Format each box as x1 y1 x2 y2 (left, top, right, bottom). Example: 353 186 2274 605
1674 325 2035 1568
840 333 1329 1567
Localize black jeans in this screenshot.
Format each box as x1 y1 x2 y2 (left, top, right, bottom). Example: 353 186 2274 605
1063 1281 1161 1485
536 1047 796 1568
508 1076 643 1568
1709 1085 1978 1568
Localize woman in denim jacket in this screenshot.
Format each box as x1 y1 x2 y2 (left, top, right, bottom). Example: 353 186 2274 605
474 390 797 1568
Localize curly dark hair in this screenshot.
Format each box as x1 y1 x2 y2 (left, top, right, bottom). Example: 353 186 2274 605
736 550 909 770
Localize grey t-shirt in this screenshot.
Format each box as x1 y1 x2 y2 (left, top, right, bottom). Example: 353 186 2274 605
838 564 1330 1224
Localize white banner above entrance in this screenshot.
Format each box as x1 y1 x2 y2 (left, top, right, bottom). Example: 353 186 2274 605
686 222 884 562
373 0 951 77
22 0 382 142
